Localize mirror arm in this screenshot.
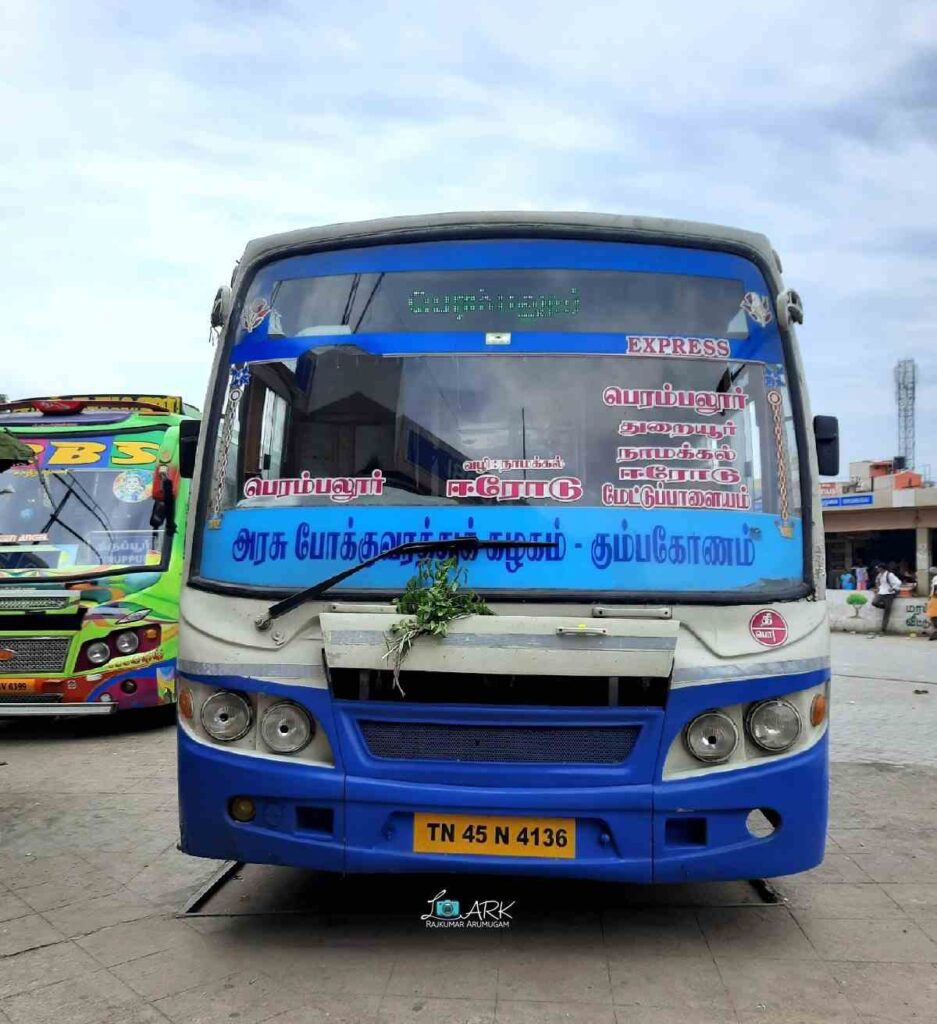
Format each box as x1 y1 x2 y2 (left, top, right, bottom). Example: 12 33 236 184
155 469 177 571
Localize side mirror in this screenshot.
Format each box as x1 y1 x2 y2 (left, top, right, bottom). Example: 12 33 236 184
210 286 232 330
776 288 804 329
149 500 167 530
179 419 201 479
814 415 839 477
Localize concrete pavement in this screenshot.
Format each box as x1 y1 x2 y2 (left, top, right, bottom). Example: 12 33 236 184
1 634 936 1023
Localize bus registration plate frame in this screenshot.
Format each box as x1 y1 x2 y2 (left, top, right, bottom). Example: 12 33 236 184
413 812 576 859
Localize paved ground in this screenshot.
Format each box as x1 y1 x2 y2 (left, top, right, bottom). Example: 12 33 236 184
1 633 936 1024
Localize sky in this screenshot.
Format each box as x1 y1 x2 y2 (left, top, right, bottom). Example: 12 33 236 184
1 0 936 478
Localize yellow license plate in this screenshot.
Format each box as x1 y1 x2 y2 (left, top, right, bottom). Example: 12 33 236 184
413 812 575 859
0 680 37 694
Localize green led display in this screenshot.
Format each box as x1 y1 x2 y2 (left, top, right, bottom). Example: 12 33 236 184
408 288 581 321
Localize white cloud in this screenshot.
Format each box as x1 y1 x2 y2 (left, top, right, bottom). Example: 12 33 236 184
1 0 936 471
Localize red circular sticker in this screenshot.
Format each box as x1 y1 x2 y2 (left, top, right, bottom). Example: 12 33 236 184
749 609 789 647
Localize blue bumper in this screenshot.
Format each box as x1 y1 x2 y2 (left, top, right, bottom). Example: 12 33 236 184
178 672 829 883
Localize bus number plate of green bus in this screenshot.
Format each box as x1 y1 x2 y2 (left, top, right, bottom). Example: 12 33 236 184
413 813 575 858
0 681 34 694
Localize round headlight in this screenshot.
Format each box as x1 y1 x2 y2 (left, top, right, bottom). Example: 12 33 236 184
200 691 253 742
114 631 140 655
685 711 739 764
260 702 313 754
747 699 802 752
86 641 111 666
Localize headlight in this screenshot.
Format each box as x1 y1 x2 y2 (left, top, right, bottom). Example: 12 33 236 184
260 701 313 754
85 641 111 666
747 699 802 752
200 691 253 742
114 630 140 655
684 711 739 764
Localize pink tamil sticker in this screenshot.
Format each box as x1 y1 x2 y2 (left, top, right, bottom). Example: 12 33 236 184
600 482 751 511
749 609 789 647
602 383 748 416
617 466 742 485
446 475 583 503
616 445 737 464
243 470 384 504
618 419 738 440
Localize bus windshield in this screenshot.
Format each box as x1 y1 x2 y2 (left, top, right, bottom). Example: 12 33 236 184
196 243 805 599
0 431 165 573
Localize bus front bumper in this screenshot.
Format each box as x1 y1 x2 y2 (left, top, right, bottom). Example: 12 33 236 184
0 656 177 713
177 729 828 883
0 701 117 717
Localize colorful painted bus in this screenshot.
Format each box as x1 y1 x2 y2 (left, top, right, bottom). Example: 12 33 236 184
177 213 839 882
0 395 199 715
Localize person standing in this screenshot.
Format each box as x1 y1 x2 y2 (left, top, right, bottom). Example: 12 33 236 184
927 567 937 642
868 564 880 593
874 563 902 635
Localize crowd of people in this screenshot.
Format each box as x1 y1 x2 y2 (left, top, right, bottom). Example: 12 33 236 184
838 561 937 639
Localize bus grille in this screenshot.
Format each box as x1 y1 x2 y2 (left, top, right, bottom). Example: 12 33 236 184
0 637 71 674
0 596 71 611
358 721 640 764
0 693 63 704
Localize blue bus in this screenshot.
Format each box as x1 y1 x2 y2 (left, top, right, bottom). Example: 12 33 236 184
176 213 837 882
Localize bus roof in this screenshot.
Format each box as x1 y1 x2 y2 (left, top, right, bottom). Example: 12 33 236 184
0 395 199 429
0 395 190 414
235 212 783 289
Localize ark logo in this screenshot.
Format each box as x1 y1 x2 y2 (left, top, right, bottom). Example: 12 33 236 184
421 889 514 929
435 898 460 919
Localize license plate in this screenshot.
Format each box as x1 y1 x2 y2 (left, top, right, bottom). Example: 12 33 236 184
0 680 36 695
413 812 575 859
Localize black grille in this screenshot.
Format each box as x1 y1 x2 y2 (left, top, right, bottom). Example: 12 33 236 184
0 636 71 674
331 669 669 707
0 595 71 611
358 721 640 764
0 693 63 704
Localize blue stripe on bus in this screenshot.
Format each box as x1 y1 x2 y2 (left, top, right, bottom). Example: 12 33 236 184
198 506 803 594
232 331 782 364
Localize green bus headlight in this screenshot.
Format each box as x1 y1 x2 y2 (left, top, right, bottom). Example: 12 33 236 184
114 630 140 655
85 641 111 666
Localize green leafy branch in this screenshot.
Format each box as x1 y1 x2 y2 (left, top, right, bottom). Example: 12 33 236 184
384 557 491 696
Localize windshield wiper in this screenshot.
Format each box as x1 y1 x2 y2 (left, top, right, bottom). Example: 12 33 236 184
352 272 385 332
255 537 558 630
36 470 107 563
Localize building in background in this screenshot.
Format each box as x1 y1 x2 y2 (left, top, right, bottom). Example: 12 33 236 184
823 458 936 596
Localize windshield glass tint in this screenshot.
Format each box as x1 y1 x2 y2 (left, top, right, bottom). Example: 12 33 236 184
0 431 164 571
263 270 749 337
217 351 794 515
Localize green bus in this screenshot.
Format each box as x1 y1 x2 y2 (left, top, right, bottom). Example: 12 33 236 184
0 395 199 715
